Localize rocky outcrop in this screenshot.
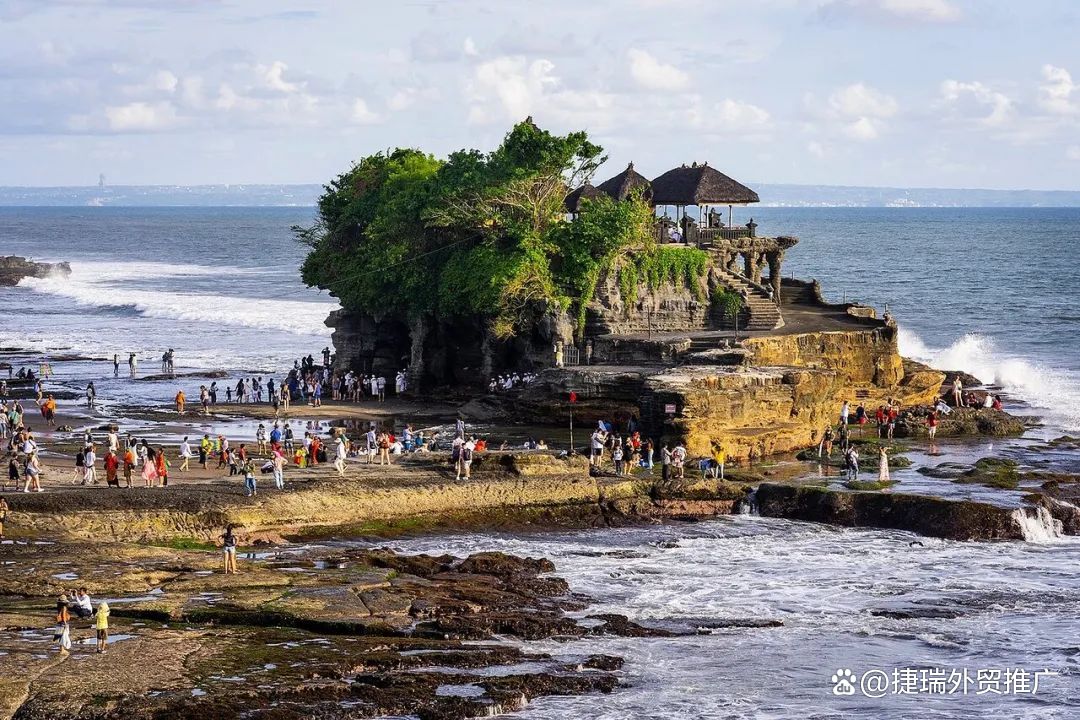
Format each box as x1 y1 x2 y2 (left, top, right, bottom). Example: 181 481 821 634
897 405 1026 438
0 255 70 286
755 483 1025 541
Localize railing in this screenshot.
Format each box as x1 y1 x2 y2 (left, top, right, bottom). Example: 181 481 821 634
652 222 757 246
563 345 582 366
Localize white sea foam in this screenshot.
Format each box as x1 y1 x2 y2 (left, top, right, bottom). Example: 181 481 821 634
898 326 1080 432
18 261 337 336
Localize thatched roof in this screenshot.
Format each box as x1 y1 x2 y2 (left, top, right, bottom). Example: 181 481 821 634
563 183 605 213
596 162 653 203
650 163 759 205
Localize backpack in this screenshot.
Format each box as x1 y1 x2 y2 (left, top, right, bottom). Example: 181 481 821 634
75 451 84 467
462 446 473 462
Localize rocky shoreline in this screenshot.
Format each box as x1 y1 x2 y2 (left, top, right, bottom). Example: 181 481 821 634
0 542 635 720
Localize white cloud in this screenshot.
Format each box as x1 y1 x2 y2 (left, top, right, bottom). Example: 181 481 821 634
940 79 1014 127
1068 145 1080 161
627 48 690 91
844 116 880 140
259 60 299 93
1038 64 1077 115
350 98 380 125
828 82 898 119
463 37 478 57
104 101 178 131
807 141 826 159
153 70 178 93
689 98 770 133
812 82 898 141
819 0 961 24
467 56 559 124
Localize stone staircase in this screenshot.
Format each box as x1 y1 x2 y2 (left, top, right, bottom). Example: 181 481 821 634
712 268 784 331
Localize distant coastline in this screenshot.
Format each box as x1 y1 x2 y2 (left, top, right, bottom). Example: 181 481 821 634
2 183 1080 208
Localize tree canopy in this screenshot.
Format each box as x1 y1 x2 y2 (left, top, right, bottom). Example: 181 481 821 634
298 119 708 338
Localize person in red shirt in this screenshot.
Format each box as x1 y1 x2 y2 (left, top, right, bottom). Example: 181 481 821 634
104 449 120 487
927 410 939 440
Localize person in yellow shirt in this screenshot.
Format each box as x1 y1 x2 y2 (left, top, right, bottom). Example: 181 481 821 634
94 601 110 654
711 445 726 480
175 389 185 414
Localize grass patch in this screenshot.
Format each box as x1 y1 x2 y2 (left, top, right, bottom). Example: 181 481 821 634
843 479 899 491
149 537 217 552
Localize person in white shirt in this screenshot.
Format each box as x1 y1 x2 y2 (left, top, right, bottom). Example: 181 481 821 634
179 437 193 472
333 436 347 477
83 445 97 485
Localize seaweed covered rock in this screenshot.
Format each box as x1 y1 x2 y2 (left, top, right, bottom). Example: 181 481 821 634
755 482 1024 540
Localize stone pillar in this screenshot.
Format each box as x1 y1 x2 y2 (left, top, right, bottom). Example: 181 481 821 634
767 250 785 304
742 251 754 279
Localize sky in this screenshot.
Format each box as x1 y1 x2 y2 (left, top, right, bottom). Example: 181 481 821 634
1 0 1078 190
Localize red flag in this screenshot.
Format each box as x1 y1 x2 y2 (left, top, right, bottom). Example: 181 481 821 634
569 391 577 404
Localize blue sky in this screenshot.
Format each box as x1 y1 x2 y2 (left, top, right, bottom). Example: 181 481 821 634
1 0 1078 189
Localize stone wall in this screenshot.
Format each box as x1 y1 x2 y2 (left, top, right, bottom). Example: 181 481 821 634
585 269 711 336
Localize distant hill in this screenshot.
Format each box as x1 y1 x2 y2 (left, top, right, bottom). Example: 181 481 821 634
1 183 1079 208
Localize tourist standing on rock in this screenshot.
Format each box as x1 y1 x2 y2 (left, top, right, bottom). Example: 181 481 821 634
122 445 136 488
128 353 137 377
175 389 185 414
141 447 158 487
712 445 726 480
952 377 965 407
845 445 860 480
820 426 834 458
243 458 257 497
927 409 939 440
83 444 97 485
155 447 168 487
256 424 268 455
86 382 96 410
886 404 898 440
221 525 238 574
104 448 119 487
272 448 287 489
94 601 110 654
644 438 654 472
113 354 119 377
0 495 8 538
377 431 391 466
612 439 624 476
23 451 42 492
840 400 850 426
54 594 72 656
200 386 210 414
209 381 218 405
198 434 211 470
333 435 347 477
461 436 476 480
590 428 605 468
878 447 890 483
41 394 56 428
672 444 687 480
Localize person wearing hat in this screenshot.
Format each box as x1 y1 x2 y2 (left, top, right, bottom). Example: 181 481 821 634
54 594 71 656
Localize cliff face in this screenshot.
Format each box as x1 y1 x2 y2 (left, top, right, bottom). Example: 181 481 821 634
649 326 942 459
505 325 943 462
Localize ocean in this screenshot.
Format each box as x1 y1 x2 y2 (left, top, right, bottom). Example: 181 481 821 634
4 204 1080 717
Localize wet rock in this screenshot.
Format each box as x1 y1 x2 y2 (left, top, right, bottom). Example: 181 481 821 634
919 458 1021 489
586 613 675 637
870 608 963 620
896 406 1025 438
755 482 1024 541
0 255 70 286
